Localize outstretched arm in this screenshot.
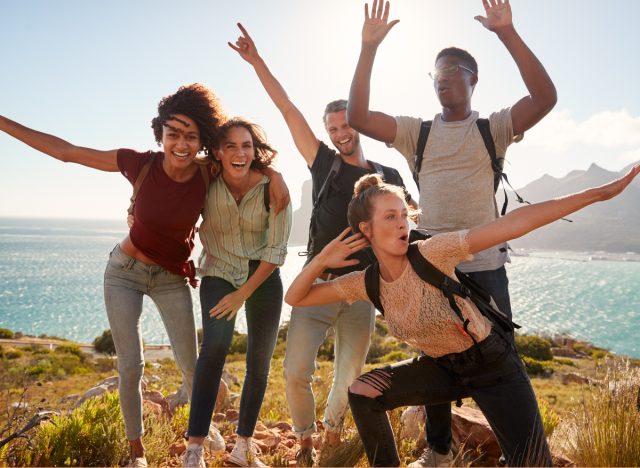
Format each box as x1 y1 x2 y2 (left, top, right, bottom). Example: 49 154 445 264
347 0 399 144
0 115 118 171
467 165 640 254
475 0 557 135
229 23 319 166
285 229 368 307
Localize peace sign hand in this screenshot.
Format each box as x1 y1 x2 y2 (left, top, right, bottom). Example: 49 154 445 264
362 0 400 48
474 0 513 33
228 23 260 65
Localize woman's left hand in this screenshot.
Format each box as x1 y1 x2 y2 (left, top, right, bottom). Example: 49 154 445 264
597 164 640 201
210 290 248 321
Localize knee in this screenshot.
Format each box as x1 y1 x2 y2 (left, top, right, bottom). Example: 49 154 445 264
284 357 314 387
198 340 229 363
349 380 382 398
118 359 144 385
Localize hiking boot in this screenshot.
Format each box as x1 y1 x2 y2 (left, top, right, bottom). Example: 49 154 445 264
228 437 267 467
408 448 454 467
183 444 206 468
295 446 316 467
126 457 148 468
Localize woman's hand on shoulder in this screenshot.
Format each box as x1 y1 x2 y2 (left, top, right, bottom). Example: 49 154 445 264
267 170 291 214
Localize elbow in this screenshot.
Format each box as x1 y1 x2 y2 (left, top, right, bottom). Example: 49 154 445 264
346 107 366 133
284 292 299 307
539 86 558 115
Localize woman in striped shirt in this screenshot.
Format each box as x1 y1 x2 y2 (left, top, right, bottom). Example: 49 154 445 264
183 118 292 467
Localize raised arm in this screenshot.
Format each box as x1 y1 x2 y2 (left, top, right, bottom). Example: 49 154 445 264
229 23 319 166
347 0 399 144
475 0 557 136
0 115 118 171
467 165 640 254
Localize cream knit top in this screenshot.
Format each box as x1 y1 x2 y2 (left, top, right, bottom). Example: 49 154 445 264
331 231 492 357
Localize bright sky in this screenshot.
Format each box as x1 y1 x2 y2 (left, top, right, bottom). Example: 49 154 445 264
2 0 640 219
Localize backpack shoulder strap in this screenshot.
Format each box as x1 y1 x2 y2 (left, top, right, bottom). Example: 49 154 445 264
263 180 271 212
364 262 385 315
368 160 385 177
314 154 342 206
127 152 156 216
475 118 501 176
413 120 432 190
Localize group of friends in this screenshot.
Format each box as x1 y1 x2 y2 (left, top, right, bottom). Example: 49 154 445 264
3 1 639 467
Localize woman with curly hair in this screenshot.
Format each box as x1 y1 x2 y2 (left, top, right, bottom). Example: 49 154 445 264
285 166 639 467
182 118 292 468
0 86 288 467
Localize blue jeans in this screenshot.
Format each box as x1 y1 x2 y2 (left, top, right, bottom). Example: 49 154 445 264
425 265 512 454
349 329 551 467
187 263 282 437
284 296 375 439
103 244 198 440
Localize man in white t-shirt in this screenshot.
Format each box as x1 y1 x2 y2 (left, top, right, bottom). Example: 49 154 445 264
347 1 556 466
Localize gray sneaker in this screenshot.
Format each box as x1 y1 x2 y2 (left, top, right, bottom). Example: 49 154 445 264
183 444 206 468
408 448 454 467
126 457 148 468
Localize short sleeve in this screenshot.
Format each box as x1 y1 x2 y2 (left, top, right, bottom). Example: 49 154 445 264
388 116 423 171
418 230 473 274
330 270 369 305
117 149 153 185
488 108 518 156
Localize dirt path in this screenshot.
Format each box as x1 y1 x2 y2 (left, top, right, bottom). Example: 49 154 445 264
0 337 174 361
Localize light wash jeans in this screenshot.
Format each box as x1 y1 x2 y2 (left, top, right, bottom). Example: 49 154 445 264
103 244 198 440
284 295 375 439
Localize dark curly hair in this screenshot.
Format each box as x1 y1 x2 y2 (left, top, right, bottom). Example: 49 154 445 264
151 83 225 156
211 117 277 177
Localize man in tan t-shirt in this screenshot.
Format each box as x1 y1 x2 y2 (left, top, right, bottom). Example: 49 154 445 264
347 0 557 466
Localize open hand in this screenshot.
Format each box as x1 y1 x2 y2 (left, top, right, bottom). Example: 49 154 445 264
269 171 291 214
362 0 399 47
228 23 260 65
597 164 640 202
474 0 513 33
210 290 248 321
316 228 369 270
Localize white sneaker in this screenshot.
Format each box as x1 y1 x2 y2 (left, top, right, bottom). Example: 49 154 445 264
228 437 267 467
203 424 225 453
183 443 206 468
408 448 454 468
126 457 148 468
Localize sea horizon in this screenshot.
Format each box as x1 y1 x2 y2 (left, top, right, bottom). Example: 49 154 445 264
1 217 638 358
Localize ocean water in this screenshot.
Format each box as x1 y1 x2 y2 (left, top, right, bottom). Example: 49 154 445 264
0 218 638 358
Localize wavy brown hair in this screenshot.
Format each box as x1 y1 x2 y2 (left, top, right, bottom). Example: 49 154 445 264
151 83 225 157
211 117 277 177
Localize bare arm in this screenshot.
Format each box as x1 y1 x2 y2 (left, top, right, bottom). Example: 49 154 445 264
475 0 557 136
0 115 118 171
229 24 319 166
467 165 640 254
261 167 291 214
285 229 368 307
347 1 399 144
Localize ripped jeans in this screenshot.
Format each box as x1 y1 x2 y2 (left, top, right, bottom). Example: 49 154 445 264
348 329 551 467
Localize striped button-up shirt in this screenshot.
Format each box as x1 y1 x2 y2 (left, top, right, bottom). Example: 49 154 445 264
197 174 292 289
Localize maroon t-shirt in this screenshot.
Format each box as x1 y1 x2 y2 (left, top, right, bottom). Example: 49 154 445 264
118 149 207 284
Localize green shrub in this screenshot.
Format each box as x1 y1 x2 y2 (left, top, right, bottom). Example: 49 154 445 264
590 349 608 360
9 391 128 466
515 335 553 361
537 398 560 436
55 344 85 360
380 350 411 363
521 356 554 376
553 357 576 367
92 330 116 356
0 327 14 339
5 347 23 360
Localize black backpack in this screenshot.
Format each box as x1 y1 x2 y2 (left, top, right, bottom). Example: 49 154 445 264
414 118 546 219
363 235 520 345
302 155 388 256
